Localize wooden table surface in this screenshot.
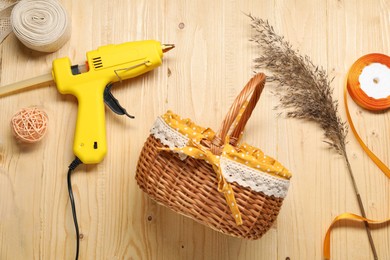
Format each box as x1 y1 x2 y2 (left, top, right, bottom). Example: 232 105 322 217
0 0 389 259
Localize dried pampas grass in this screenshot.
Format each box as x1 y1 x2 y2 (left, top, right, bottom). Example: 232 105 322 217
248 15 348 155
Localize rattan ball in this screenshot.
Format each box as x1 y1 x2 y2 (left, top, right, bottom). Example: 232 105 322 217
11 107 48 143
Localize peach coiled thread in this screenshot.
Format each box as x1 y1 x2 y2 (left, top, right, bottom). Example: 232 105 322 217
10 107 48 143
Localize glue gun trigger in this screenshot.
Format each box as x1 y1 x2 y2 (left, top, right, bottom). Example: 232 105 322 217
103 83 135 119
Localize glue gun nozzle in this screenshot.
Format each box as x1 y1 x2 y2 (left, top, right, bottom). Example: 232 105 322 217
162 44 175 53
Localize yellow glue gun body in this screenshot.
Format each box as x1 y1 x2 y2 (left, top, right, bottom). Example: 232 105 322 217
52 40 165 164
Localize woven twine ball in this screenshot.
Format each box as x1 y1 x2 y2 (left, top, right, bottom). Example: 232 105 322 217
10 107 48 143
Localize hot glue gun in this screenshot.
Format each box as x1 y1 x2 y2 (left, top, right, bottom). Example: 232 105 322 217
0 40 174 164
52 40 174 163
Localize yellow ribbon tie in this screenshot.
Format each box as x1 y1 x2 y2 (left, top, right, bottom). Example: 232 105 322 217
324 213 390 259
161 140 243 225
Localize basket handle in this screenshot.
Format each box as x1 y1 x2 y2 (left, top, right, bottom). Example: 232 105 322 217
210 73 266 151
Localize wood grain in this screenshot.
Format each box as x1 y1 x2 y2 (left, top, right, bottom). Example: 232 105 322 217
0 0 389 259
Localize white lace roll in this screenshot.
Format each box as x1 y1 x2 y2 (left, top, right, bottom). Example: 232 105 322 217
11 0 71 52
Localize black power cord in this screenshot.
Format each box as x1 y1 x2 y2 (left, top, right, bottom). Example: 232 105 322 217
67 157 82 260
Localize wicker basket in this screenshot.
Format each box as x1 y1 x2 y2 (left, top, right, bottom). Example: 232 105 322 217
136 73 291 239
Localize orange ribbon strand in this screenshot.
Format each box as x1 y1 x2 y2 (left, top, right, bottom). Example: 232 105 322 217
324 213 390 259
345 53 390 178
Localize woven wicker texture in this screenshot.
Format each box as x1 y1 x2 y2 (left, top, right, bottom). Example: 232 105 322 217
136 73 287 239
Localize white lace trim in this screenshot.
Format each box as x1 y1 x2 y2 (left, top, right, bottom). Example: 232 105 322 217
150 116 189 160
220 157 289 198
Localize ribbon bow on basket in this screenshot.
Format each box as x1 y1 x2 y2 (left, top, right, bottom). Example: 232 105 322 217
136 73 292 239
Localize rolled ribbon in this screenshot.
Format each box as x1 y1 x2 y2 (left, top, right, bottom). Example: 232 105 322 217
345 53 390 178
11 0 71 52
347 53 390 111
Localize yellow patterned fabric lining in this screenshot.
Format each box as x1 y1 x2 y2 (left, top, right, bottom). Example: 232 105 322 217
161 112 216 143
161 111 291 180
223 143 291 179
160 111 291 225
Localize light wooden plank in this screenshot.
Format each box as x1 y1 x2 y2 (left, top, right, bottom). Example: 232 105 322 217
0 0 389 259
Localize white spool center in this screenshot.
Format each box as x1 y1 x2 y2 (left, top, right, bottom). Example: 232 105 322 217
358 62 390 99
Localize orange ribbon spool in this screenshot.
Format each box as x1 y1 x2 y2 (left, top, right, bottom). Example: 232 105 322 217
345 53 390 179
347 53 390 110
